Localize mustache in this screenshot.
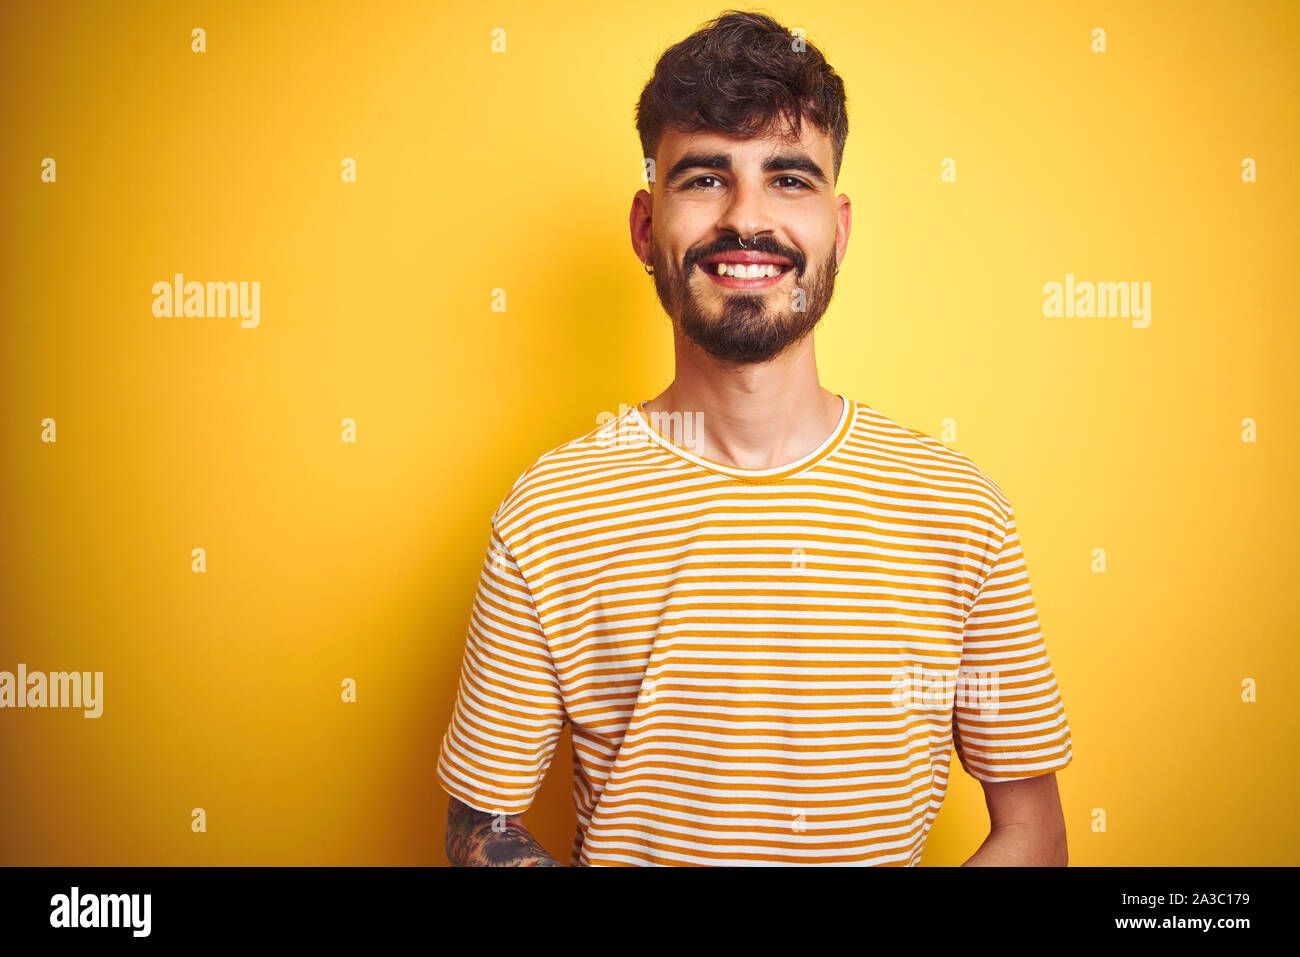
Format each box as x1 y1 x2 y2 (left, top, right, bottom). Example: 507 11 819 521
683 239 805 273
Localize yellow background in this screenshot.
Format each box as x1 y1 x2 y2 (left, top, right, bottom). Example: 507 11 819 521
1 0 1296 865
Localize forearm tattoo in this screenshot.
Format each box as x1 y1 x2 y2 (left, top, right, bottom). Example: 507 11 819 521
446 797 562 866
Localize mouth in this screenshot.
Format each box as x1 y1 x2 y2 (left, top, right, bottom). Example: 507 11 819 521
694 253 797 290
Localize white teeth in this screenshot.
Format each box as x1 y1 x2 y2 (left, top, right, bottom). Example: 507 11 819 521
712 262 784 278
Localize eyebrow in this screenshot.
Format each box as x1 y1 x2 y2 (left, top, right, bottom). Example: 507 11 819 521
664 151 829 188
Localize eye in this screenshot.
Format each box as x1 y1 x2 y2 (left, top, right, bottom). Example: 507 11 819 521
689 175 723 190
776 176 810 190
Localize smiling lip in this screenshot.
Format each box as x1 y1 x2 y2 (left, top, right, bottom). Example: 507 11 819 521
698 263 794 289
695 251 796 289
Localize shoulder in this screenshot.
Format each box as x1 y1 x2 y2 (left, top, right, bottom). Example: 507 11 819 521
848 400 1015 525
489 405 647 537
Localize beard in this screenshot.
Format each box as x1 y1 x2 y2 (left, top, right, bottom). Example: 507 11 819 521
649 237 838 365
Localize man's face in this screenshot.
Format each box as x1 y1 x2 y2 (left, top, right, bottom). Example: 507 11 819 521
642 118 847 365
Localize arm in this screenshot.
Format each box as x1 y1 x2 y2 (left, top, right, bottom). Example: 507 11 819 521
445 795 562 866
961 771 1068 866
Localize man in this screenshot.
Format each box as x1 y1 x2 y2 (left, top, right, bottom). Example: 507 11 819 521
439 10 1072 866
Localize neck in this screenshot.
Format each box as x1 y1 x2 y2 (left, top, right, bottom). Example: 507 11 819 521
642 331 841 470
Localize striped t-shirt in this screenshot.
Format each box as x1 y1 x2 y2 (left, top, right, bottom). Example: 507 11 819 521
437 394 1073 866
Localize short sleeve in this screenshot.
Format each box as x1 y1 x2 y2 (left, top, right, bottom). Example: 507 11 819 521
952 505 1073 782
436 520 568 814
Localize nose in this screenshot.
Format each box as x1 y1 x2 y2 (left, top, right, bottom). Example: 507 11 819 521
716 180 774 249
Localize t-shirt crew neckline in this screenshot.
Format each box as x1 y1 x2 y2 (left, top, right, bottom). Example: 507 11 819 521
631 393 855 483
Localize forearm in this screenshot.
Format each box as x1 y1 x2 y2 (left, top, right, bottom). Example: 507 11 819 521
961 822 1068 866
446 797 562 866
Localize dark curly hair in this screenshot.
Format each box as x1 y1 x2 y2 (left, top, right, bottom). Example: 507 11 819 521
635 9 849 184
